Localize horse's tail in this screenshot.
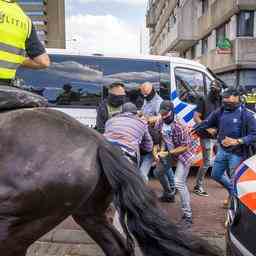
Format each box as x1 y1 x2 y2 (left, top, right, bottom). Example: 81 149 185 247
98 142 222 256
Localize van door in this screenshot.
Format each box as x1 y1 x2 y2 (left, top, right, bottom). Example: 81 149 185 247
171 65 207 126
170 64 216 166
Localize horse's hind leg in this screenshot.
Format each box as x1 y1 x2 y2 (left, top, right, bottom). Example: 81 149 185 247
72 175 133 256
73 213 131 256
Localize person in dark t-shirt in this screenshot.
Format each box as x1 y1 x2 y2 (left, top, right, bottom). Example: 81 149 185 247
193 80 222 197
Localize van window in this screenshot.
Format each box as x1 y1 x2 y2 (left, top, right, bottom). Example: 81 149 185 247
175 68 204 104
159 63 171 100
205 75 212 93
17 55 171 108
16 55 103 107
97 57 169 108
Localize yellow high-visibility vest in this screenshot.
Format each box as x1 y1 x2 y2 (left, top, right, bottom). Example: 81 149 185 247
245 93 256 104
0 0 32 79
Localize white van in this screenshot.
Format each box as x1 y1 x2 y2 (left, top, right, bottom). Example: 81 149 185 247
16 49 219 130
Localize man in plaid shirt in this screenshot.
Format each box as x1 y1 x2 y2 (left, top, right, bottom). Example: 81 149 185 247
154 100 195 228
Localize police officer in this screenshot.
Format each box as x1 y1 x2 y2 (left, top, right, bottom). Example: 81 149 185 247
243 88 256 112
0 0 50 86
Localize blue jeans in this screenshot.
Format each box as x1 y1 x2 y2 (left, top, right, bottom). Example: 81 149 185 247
139 153 154 183
175 161 192 218
211 146 242 195
154 156 176 196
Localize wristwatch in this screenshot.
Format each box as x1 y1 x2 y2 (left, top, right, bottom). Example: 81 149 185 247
237 138 243 144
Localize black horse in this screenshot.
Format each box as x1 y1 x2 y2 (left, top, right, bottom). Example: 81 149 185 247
0 106 221 256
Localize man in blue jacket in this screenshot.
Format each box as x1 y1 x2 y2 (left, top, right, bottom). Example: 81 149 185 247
195 88 256 196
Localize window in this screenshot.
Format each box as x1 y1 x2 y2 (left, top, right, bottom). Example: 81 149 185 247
19 0 44 4
26 11 45 16
19 0 44 2
159 63 171 100
191 44 196 59
33 20 45 26
16 55 104 107
216 24 226 47
237 11 254 37
201 36 208 55
99 58 165 108
168 13 176 32
202 0 209 15
205 75 212 93
17 56 171 109
239 70 256 89
175 68 205 103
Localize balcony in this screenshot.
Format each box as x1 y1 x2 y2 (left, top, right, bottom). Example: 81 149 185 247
237 0 256 9
146 8 156 28
158 23 197 55
161 2 197 54
197 38 256 73
197 11 212 39
236 38 256 65
210 0 238 30
150 0 177 45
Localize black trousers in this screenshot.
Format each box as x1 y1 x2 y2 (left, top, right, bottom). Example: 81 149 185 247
0 79 11 86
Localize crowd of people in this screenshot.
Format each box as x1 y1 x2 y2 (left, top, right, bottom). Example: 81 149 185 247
96 80 256 229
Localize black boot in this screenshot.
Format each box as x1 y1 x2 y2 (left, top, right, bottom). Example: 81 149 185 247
159 194 175 203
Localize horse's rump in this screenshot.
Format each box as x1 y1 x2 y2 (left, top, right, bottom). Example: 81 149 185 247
0 108 102 216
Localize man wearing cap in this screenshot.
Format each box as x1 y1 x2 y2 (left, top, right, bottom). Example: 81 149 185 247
155 100 195 228
195 88 256 197
104 102 153 227
0 0 50 86
104 102 153 167
193 80 222 197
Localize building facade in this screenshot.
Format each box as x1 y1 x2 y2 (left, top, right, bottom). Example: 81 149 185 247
18 0 66 49
146 0 256 89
